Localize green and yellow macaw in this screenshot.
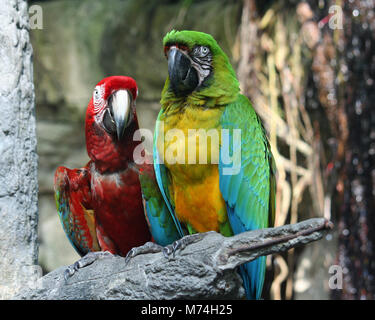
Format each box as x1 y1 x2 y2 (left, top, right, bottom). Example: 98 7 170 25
153 30 276 299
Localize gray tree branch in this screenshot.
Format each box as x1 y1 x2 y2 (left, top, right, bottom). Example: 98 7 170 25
15 218 332 300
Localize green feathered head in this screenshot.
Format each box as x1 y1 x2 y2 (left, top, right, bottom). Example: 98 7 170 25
161 30 240 108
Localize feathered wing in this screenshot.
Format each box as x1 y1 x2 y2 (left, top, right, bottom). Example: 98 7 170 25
54 166 100 256
219 94 276 299
138 158 181 246
153 110 185 239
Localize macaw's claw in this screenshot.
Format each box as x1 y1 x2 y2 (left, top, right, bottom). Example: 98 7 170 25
162 233 207 259
64 251 114 283
63 265 76 282
124 242 164 266
162 240 181 258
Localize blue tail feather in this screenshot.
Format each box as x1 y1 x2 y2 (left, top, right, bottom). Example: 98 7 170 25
239 256 266 299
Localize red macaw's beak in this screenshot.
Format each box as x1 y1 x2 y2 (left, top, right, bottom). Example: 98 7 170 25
109 89 132 140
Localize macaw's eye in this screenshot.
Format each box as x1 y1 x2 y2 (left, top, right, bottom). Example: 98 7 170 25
93 88 101 102
201 46 209 55
194 46 210 57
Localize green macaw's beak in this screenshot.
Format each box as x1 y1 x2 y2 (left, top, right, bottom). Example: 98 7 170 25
111 89 131 140
168 47 199 96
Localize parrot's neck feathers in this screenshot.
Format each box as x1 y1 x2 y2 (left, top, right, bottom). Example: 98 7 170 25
86 115 141 174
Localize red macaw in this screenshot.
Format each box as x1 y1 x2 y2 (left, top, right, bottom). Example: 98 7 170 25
54 76 152 273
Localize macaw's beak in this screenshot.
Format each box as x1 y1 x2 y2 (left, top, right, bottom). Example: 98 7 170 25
168 47 199 96
110 89 131 140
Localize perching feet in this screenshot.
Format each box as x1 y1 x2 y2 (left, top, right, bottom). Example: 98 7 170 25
64 251 114 282
162 233 206 258
124 242 164 265
124 234 207 265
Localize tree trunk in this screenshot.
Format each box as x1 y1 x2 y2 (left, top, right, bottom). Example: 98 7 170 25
0 0 39 299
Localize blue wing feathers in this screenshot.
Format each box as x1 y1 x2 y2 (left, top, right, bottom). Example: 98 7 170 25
219 95 274 299
153 121 185 239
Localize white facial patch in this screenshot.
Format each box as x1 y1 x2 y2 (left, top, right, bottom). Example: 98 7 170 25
190 59 211 86
93 84 105 114
190 46 213 86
